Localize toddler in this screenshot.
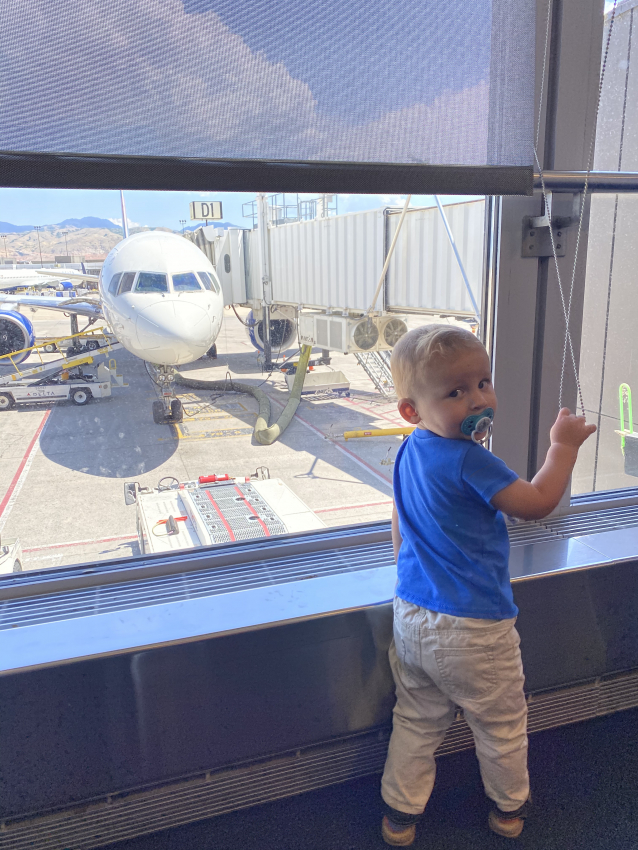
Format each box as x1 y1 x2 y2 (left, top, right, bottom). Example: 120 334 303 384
381 324 595 846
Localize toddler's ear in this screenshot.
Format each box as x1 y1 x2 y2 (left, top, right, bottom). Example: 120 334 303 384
398 398 421 424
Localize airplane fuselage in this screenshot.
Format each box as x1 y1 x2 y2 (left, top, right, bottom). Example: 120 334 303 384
0 268 72 291
99 231 224 366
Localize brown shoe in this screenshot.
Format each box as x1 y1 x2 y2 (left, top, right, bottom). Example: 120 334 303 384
382 815 417 846
488 809 525 838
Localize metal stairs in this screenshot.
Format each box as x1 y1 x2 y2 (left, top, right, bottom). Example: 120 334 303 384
354 350 395 397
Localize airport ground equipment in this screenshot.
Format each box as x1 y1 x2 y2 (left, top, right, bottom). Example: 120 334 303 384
0 328 122 384
125 472 324 555
344 426 415 440
175 344 313 445
0 332 127 409
353 350 395 396
297 313 408 355
0 360 125 409
284 369 349 397
0 537 22 573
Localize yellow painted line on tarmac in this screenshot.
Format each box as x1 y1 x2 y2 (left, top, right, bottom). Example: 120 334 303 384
343 426 415 440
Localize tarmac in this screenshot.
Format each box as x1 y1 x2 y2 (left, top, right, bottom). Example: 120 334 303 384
0 302 630 572
0 306 408 571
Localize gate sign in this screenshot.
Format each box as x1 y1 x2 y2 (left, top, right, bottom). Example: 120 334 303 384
190 201 222 221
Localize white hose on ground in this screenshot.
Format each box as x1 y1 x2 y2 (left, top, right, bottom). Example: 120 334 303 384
175 344 313 446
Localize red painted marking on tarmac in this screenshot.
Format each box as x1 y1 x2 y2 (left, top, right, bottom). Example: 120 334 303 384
234 485 270 536
343 396 400 425
315 500 393 513
0 410 50 519
205 489 236 541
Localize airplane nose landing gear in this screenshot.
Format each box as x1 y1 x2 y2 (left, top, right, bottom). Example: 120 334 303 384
149 364 184 425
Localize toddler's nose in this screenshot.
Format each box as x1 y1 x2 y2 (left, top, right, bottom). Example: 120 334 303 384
470 391 487 410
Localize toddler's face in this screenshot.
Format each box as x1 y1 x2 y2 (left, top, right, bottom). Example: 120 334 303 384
399 346 497 440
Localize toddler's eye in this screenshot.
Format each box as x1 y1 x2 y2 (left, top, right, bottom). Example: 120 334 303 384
449 389 461 398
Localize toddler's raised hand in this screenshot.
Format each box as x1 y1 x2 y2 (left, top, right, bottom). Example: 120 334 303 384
550 408 596 450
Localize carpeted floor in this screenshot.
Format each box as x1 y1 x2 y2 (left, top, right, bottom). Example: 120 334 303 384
106 707 638 850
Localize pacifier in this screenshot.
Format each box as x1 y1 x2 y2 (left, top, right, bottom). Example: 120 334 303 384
460 408 494 443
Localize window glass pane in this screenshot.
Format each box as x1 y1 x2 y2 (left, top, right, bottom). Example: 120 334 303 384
108 272 122 295
173 272 202 292
572 4 638 496
136 272 168 293
0 190 486 573
118 271 136 294
198 272 213 291
198 271 220 295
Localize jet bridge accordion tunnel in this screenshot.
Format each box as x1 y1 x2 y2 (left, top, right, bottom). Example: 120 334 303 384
0 515 637 850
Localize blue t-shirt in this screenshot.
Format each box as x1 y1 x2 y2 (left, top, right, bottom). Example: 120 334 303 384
394 429 518 619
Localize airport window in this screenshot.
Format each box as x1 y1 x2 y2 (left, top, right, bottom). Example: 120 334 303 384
118 272 136 295
173 272 202 292
0 192 486 572
572 4 638 496
135 272 169 293
108 273 122 296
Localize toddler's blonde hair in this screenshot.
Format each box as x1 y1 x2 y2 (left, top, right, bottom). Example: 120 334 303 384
391 324 485 398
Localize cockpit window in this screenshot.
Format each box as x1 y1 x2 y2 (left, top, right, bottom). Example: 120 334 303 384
198 271 221 295
135 272 168 293
117 271 136 295
108 272 122 295
172 272 202 292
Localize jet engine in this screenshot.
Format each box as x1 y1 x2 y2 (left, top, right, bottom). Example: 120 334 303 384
246 308 297 354
0 311 35 365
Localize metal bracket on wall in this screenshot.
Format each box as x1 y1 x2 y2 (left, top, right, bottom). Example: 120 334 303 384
522 218 568 257
522 191 582 258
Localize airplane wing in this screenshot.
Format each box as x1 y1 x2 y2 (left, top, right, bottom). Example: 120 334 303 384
0 276 79 292
35 270 100 283
0 292 103 319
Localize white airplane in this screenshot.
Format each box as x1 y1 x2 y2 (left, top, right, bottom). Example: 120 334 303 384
0 231 224 423
0 267 81 292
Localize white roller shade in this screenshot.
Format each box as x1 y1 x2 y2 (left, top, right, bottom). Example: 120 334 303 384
0 0 535 192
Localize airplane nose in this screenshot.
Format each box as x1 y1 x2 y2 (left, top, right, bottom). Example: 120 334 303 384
136 300 213 364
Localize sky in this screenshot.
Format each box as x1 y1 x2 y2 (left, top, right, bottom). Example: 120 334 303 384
0 190 483 231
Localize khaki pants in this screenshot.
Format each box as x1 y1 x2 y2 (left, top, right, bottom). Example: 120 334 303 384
381 596 529 815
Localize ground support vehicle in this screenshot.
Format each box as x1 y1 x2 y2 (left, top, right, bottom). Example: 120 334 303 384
0 536 23 573
125 471 325 555
0 360 126 409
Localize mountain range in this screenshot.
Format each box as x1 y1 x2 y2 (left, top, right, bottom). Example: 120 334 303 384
0 217 121 234
0 217 241 234
0 218 243 261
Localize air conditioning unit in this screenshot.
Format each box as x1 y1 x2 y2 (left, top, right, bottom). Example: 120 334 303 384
298 313 408 354
377 316 409 350
299 314 350 353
